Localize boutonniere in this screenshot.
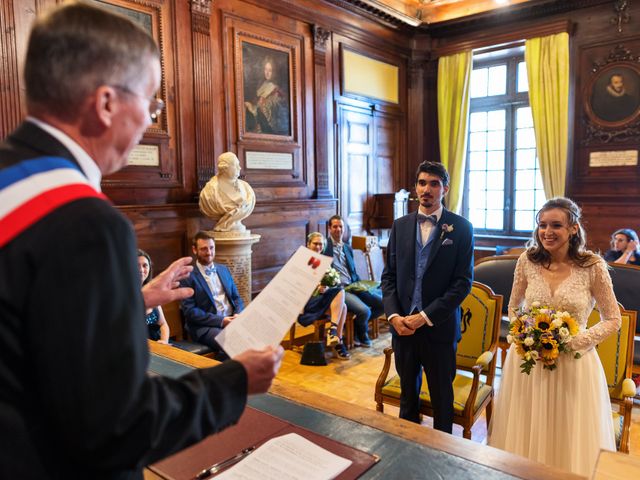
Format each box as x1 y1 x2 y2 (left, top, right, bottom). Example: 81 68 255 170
440 223 454 240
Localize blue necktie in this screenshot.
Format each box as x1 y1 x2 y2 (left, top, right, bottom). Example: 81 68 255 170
417 214 437 225
204 266 216 276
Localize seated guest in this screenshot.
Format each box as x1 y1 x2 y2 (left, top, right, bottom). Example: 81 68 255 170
323 215 384 348
604 228 640 265
180 231 244 356
138 249 170 343
299 233 350 360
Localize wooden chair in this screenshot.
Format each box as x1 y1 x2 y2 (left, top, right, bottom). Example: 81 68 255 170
375 282 502 439
284 316 332 350
351 248 380 341
606 262 640 378
366 246 385 282
473 255 519 364
587 305 636 453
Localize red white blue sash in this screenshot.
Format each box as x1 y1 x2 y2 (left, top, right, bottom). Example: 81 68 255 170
0 156 107 247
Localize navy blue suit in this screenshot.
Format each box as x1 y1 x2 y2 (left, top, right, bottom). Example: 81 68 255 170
180 264 244 351
381 209 474 432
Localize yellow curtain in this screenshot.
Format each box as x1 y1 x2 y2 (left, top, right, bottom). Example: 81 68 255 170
437 51 472 214
525 32 569 198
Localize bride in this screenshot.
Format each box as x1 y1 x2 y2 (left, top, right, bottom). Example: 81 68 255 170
488 197 620 476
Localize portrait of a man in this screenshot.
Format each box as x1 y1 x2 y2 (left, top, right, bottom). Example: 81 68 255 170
242 42 291 136
589 67 640 124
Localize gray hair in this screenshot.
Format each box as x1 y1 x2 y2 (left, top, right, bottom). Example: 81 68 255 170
25 1 159 118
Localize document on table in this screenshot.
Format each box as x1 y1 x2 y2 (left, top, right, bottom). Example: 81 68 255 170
216 433 352 480
216 246 333 358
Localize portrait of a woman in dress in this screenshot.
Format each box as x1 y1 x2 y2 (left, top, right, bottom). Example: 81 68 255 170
242 43 291 136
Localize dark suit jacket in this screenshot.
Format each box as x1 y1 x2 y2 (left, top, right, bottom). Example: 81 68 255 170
0 122 248 479
381 209 474 343
180 264 244 343
323 238 360 284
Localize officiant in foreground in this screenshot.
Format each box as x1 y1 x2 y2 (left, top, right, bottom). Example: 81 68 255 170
0 3 282 478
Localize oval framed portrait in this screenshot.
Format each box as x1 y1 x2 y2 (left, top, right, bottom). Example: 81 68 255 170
585 62 640 127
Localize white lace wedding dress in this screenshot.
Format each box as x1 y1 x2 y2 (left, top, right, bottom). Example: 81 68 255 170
488 253 621 476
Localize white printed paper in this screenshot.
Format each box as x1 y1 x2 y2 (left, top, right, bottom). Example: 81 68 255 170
216 433 352 480
216 246 332 358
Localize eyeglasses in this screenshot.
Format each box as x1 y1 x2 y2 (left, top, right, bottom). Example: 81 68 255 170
112 85 165 120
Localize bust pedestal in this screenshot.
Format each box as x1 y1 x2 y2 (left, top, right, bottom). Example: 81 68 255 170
209 231 261 305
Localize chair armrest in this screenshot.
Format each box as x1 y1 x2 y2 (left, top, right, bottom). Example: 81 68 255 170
375 347 395 397
621 378 637 398
475 351 494 368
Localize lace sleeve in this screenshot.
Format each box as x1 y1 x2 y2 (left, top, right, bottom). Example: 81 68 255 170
569 258 621 351
508 253 528 320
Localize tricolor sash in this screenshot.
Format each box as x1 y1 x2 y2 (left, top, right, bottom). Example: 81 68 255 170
0 156 107 247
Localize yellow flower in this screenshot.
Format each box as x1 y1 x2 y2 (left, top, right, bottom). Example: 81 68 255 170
515 343 526 357
540 337 559 360
509 319 526 337
563 316 579 336
535 313 552 331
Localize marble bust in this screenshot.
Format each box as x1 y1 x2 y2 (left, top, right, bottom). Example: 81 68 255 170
199 152 256 233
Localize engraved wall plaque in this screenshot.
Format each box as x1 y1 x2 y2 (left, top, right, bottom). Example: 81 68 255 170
245 151 293 170
589 150 638 167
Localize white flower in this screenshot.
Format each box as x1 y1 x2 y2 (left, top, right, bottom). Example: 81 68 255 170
539 308 549 314
506 334 513 344
531 301 541 308
529 350 539 361
558 327 570 340
524 337 534 347
524 352 531 361
551 319 563 329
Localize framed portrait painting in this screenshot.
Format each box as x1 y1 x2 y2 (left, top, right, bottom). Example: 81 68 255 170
585 62 640 127
241 41 292 137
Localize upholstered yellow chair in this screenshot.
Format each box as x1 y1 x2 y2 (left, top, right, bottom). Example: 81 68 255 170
374 281 502 439
587 304 636 453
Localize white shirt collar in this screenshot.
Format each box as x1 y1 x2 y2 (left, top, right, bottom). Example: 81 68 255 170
26 116 102 192
418 205 444 222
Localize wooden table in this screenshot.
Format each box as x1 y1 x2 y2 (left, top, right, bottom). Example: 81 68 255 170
146 341 586 480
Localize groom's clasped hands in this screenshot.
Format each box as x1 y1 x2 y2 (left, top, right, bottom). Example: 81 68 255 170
390 313 427 335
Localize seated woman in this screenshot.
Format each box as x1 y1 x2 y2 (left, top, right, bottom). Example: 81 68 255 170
298 233 350 360
603 228 640 265
138 249 170 343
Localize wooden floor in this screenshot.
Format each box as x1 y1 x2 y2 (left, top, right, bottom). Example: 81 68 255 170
276 323 640 455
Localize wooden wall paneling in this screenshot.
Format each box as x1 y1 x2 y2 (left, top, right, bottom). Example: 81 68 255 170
237 198 337 294
190 0 216 191
338 105 373 234
312 25 334 199
218 6 313 200
374 111 401 194
0 1 23 140
238 0 413 52
331 35 409 235
100 0 179 196
571 39 640 192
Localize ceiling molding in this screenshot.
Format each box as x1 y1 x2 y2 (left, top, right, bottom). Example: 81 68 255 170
333 0 612 32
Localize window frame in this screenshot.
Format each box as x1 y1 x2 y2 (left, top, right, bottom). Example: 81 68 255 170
462 50 538 236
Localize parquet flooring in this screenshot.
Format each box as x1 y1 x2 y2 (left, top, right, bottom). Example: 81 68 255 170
277 324 640 454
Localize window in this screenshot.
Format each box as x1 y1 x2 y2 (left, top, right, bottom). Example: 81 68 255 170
462 48 545 235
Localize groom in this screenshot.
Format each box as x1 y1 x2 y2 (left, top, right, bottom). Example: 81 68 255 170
381 161 474 433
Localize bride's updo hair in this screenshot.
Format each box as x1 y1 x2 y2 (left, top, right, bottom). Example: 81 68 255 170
526 197 597 267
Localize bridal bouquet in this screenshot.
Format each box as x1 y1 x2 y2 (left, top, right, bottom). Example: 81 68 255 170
507 302 580 374
320 267 340 288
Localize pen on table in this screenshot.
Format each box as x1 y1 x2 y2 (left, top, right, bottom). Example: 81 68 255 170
194 446 256 479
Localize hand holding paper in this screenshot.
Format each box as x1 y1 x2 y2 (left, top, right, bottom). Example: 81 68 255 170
216 246 333 358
